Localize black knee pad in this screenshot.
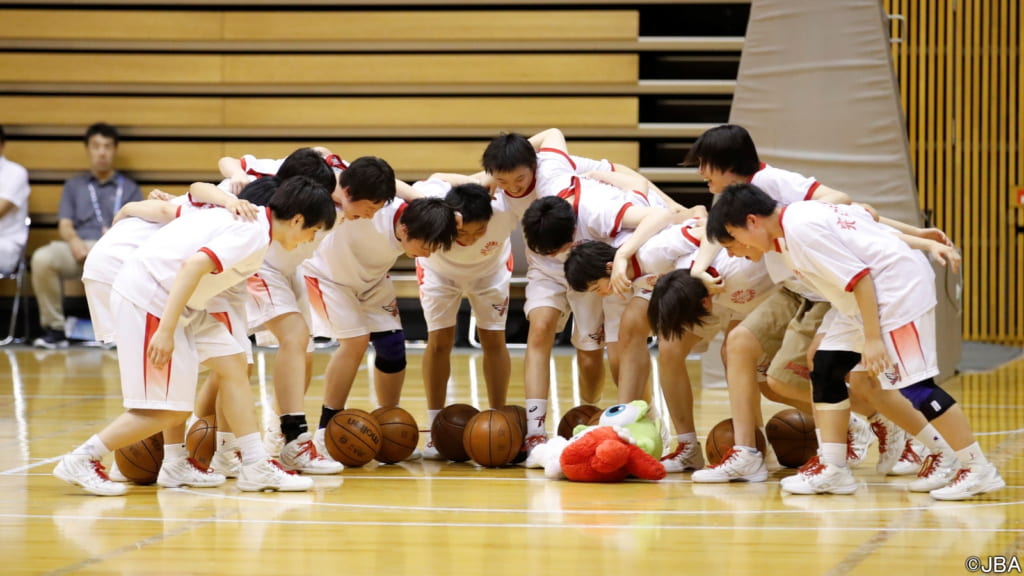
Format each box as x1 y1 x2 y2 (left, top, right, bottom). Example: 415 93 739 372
371 330 407 374
900 378 955 421
810 350 860 405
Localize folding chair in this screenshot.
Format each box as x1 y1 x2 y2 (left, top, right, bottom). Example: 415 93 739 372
0 216 30 346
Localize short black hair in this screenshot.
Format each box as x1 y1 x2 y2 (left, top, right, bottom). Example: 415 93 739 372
84 122 119 146
268 175 336 231
647 270 712 339
277 147 336 194
563 240 616 292
340 156 396 203
445 183 493 224
682 124 759 177
521 196 575 255
482 132 537 175
400 197 458 252
706 182 778 244
238 177 281 206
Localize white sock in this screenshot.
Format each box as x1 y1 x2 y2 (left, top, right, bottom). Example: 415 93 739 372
821 442 847 467
525 399 548 437
914 424 950 453
677 432 697 445
236 432 268 465
216 431 237 451
74 435 111 460
955 442 989 467
426 409 441 429
164 443 187 462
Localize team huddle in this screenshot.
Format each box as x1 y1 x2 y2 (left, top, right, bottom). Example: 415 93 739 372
52 124 1004 502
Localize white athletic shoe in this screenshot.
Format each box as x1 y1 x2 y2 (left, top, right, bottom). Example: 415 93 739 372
890 439 928 476
868 415 907 475
691 448 767 483
780 456 858 495
237 459 315 492
210 449 242 478
907 451 960 492
660 440 705 473
157 458 227 488
107 459 127 482
312 427 343 466
846 414 874 468
280 433 344 474
421 435 446 461
929 463 1006 501
54 453 128 496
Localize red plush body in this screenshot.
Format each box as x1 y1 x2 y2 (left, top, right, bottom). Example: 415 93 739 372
559 427 667 483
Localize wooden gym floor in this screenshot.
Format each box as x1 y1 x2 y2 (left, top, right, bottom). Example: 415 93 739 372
1 345 1021 576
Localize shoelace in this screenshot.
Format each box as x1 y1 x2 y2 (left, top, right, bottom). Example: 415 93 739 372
917 453 943 478
269 459 299 475
869 420 889 454
846 431 860 461
186 457 216 474
660 442 690 462
897 440 923 465
91 460 114 481
711 447 740 469
946 468 970 486
797 455 822 474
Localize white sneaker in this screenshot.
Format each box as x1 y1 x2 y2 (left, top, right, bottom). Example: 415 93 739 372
929 463 1006 501
780 457 858 495
421 437 445 461
312 428 343 466
908 451 960 492
54 453 128 496
660 440 705 473
846 414 874 468
868 415 907 475
210 449 242 478
280 433 344 475
890 439 928 476
237 459 314 492
692 448 767 483
263 431 285 459
403 450 423 462
157 458 227 488
107 459 127 482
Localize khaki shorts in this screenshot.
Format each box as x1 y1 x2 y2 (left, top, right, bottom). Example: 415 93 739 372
738 288 830 388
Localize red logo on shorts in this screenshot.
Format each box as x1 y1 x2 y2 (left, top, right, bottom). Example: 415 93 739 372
382 300 399 318
492 296 509 317
883 365 902 385
730 289 756 304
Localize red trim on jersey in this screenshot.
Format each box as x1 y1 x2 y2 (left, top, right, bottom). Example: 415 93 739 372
239 157 247 172
746 162 767 183
265 206 273 244
393 202 408 233
682 224 701 247
773 238 784 253
845 268 871 292
246 274 273 306
611 202 632 237
415 261 426 286
503 175 536 199
706 266 720 279
324 154 348 171
198 247 224 274
778 205 789 236
143 313 171 401
210 311 232 333
539 147 576 171
889 322 925 373
506 251 515 272
631 189 649 204
304 275 329 323
629 255 643 279
175 205 182 219
805 181 821 201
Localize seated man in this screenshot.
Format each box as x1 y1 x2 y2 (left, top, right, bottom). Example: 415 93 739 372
0 125 30 274
31 122 141 348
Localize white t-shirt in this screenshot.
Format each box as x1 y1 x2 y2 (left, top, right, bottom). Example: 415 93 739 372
498 151 612 218
750 163 820 205
302 200 407 290
113 206 273 315
777 201 936 330
0 155 30 270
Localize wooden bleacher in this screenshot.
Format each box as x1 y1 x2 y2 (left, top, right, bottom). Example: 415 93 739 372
0 1 744 306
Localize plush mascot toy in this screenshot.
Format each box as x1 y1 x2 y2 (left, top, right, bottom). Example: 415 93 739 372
526 401 667 482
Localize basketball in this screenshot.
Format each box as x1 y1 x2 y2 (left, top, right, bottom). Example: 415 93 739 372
463 409 523 468
705 418 767 466
557 404 603 439
114 432 164 484
325 409 382 467
185 414 217 468
499 404 529 464
765 409 818 468
370 406 420 464
430 403 479 462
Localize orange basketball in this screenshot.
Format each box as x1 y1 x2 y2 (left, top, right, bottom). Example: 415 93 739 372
371 406 420 464
557 404 603 439
185 414 217 469
705 418 767 466
463 409 523 468
325 409 382 467
765 409 818 468
499 404 529 464
114 432 164 484
430 403 479 462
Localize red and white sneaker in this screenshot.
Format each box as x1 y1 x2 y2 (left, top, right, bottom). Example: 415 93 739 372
930 463 1005 501
54 453 127 496
780 457 857 495
660 440 705 473
846 414 874 468
890 439 928 476
869 415 907 475
157 457 227 488
237 459 314 492
692 447 766 482
908 451 960 492
280 432 344 474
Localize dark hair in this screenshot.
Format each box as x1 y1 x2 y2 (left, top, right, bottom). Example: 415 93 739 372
400 197 458 252
647 270 712 339
564 240 616 292
445 183 493 224
681 124 759 177
268 175 336 231
340 156 396 203
0 125 5 144
238 177 281 206
277 147 336 194
482 132 537 174
706 182 778 243
521 196 576 255
84 122 119 146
